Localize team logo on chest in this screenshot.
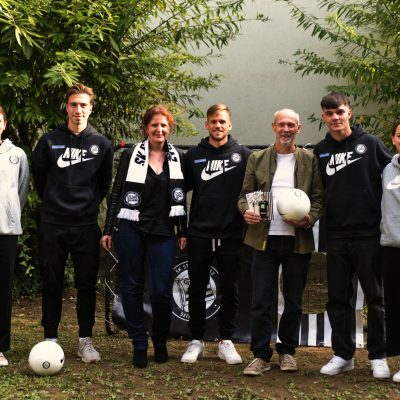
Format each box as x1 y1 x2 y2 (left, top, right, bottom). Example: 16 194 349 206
89 144 100 155
9 155 19 164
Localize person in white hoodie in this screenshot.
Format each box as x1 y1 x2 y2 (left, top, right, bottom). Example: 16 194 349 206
381 120 400 383
0 106 29 367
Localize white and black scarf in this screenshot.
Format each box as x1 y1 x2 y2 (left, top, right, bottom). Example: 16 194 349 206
117 139 186 222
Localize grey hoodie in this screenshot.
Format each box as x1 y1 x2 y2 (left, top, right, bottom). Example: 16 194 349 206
0 139 29 235
380 153 400 248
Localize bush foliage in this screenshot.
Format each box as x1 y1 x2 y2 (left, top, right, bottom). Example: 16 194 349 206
0 0 267 296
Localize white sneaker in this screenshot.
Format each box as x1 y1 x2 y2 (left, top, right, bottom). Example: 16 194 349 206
77 337 101 363
320 356 354 375
393 369 400 383
218 340 242 365
371 359 390 379
181 340 204 363
0 352 9 367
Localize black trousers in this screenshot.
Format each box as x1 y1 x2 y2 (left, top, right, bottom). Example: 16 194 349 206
0 235 18 352
250 236 310 361
187 236 242 340
326 236 386 360
39 223 101 339
382 246 400 357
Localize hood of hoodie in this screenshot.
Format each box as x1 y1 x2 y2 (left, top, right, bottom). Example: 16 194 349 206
58 122 98 138
198 134 238 154
323 123 365 145
0 138 15 154
392 153 400 169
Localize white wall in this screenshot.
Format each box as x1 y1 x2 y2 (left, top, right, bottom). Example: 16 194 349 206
176 0 337 147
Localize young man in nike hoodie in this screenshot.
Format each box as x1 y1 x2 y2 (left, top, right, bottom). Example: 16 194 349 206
32 84 112 363
314 92 392 379
0 106 29 367
181 104 251 364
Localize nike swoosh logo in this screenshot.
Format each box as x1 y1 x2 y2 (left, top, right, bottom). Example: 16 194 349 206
387 175 400 190
57 155 94 168
326 157 362 176
200 165 236 181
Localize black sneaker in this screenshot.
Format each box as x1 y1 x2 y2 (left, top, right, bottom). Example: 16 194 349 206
133 349 148 368
154 345 169 363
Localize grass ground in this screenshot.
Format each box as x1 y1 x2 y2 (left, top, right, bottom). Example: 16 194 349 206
2 290 400 400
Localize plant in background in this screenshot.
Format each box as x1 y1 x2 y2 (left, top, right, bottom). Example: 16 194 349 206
1 0 268 296
277 0 400 141
14 184 41 298
0 0 268 145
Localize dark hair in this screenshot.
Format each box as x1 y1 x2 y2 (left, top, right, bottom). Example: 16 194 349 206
320 92 351 110
65 83 94 105
0 106 6 122
142 106 175 133
391 120 400 137
206 103 231 118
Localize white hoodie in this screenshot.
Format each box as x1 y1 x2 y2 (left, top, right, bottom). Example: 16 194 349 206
0 139 29 235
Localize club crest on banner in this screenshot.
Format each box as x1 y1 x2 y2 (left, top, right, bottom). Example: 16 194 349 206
172 259 220 322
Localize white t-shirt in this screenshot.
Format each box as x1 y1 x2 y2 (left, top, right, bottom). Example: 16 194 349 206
269 153 296 236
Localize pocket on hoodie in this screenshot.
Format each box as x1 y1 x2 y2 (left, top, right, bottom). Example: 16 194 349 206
193 195 233 229
327 189 379 229
46 184 95 216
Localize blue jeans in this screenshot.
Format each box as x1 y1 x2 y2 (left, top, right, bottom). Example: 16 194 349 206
250 236 310 361
326 236 385 360
113 220 176 350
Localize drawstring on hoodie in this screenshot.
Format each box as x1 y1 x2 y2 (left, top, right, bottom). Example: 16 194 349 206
211 238 221 252
80 134 84 168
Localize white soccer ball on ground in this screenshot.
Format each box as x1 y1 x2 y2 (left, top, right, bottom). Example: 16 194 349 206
29 341 65 376
277 188 311 221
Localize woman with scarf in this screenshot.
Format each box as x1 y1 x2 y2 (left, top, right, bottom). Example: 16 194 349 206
0 106 29 367
101 106 186 368
381 120 400 382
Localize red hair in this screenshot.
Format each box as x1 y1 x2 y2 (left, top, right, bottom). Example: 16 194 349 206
142 106 175 133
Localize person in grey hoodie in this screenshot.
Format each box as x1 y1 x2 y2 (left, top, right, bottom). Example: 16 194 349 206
381 120 400 383
0 106 29 367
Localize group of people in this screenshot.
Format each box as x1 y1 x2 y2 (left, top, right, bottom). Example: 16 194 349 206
0 85 399 384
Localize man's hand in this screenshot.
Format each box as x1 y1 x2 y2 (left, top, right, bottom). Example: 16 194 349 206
243 209 261 225
283 214 311 229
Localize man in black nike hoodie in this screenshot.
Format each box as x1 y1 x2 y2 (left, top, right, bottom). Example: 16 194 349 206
181 104 251 365
314 92 392 379
32 83 112 363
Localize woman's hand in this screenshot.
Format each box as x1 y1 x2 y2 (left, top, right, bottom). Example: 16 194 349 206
101 235 112 251
178 237 187 250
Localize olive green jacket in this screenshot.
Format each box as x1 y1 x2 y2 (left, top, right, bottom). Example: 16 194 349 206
238 145 324 254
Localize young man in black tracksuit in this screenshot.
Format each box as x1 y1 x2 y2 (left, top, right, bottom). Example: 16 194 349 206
32 83 112 363
181 104 251 364
315 92 392 379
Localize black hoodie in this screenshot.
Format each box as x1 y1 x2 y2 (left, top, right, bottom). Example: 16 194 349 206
32 123 113 226
185 135 251 238
314 124 391 238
